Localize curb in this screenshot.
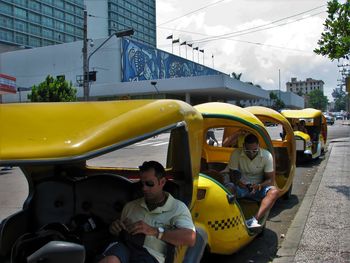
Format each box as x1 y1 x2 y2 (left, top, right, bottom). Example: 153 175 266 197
272 142 333 263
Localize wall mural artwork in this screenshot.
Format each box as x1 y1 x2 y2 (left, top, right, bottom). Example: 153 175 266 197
122 38 221 82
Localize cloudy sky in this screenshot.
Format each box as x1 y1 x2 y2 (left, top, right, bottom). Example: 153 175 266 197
156 0 345 101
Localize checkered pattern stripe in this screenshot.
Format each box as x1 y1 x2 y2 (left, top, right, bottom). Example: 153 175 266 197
208 216 242 231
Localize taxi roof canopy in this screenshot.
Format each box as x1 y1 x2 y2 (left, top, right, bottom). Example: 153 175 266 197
195 102 265 126
0 100 202 164
281 108 322 119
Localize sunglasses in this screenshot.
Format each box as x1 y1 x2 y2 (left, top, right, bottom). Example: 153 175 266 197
140 180 155 188
244 149 259 154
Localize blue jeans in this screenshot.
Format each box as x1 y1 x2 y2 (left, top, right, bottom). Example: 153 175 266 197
225 183 272 201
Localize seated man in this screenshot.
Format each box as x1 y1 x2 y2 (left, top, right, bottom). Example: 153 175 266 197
298 120 308 134
221 134 279 228
98 161 196 263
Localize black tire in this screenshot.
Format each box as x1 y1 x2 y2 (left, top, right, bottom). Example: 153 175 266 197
283 183 293 200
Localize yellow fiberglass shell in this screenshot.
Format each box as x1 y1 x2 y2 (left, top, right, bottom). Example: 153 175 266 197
193 103 272 254
0 100 203 167
195 102 273 153
193 175 255 255
280 108 322 119
245 106 296 197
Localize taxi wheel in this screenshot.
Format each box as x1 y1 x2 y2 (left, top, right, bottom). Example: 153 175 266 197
283 184 293 200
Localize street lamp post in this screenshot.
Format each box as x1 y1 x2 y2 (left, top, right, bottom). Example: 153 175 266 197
82 28 134 101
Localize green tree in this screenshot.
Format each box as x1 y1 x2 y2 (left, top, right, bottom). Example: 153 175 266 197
231 72 242 80
332 87 347 111
308 89 328 111
314 0 350 60
269 91 285 110
28 75 77 102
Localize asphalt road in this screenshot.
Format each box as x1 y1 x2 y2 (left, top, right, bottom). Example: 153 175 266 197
0 120 348 263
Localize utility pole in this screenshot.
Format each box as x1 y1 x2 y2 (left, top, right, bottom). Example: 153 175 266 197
82 9 89 101
278 69 281 100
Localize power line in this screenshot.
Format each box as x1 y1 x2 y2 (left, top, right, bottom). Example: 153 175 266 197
157 0 227 27
160 4 326 45
190 10 327 45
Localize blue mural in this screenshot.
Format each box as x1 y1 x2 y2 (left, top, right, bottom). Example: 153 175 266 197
122 38 221 82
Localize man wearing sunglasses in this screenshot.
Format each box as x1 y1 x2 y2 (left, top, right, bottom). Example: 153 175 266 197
99 161 196 263
221 134 279 228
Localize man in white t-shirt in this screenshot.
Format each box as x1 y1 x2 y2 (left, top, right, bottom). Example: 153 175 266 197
98 161 196 263
221 134 279 228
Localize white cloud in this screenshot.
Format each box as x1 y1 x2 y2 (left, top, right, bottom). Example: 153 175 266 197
156 0 339 101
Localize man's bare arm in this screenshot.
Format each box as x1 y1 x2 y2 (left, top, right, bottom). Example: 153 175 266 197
127 220 196 247
160 228 196 247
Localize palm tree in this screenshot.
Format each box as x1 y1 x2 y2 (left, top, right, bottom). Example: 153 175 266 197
231 72 242 80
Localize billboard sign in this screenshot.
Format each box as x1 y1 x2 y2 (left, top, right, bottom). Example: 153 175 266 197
121 38 221 82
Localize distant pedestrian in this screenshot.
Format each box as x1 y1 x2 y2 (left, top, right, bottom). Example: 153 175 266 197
206 129 218 146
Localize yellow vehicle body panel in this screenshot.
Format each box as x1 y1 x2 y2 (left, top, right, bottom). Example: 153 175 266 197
281 108 327 160
193 103 272 254
281 108 322 119
193 175 255 254
0 100 202 163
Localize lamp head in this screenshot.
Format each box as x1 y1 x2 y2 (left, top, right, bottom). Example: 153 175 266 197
115 28 134 38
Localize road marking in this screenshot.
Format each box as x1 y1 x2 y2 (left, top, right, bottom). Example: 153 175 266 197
134 142 158 146
152 142 169 146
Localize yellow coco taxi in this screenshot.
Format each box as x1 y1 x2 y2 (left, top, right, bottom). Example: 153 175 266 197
281 108 327 161
0 100 204 263
245 106 296 199
193 102 277 255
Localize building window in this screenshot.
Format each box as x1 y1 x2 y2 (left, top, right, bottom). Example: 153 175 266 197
54 9 64 20
42 17 53 27
28 12 41 23
54 31 62 41
65 3 75 13
14 20 27 32
29 24 40 35
66 13 74 23
42 39 54 46
0 29 13 42
0 16 13 29
42 0 53 5
65 24 74 34
15 32 27 45
54 20 65 31
54 0 64 9
42 5 53 16
28 1 41 12
0 2 12 15
29 36 41 47
13 0 26 6
76 17 83 26
42 28 53 38
14 7 27 19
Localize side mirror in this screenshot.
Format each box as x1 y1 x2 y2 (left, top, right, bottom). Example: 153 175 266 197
27 241 85 263
226 193 236 204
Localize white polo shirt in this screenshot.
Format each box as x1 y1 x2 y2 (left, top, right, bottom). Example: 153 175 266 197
226 148 274 184
121 193 195 263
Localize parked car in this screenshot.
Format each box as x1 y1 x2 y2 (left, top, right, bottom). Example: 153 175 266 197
324 115 335 125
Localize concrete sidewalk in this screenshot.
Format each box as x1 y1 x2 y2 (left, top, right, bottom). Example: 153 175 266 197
274 138 350 262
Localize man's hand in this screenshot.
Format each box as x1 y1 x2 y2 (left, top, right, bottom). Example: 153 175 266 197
127 220 158 237
250 184 261 194
109 219 127 235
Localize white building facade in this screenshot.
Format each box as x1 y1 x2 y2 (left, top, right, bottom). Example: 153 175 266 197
286 77 324 95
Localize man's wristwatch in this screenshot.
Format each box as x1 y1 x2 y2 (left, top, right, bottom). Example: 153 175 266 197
157 227 164 239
